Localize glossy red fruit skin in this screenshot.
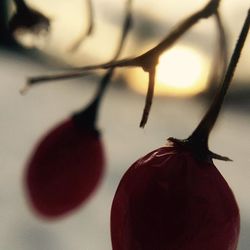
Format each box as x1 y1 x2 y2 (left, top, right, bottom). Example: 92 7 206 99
25 118 104 218
111 142 239 250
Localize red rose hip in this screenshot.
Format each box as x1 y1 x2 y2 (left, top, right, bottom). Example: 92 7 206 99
111 142 240 250
25 117 105 218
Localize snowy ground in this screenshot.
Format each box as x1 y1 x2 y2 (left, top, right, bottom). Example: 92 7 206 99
0 50 249 249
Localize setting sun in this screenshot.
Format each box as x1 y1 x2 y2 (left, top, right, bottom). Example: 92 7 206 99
127 45 209 97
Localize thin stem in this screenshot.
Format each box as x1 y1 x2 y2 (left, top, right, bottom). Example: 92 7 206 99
215 11 228 77
21 71 91 95
189 9 250 148
86 0 94 34
93 0 133 101
74 68 114 129
112 0 132 60
74 0 133 127
90 68 114 115
90 0 133 107
28 71 91 84
68 0 94 52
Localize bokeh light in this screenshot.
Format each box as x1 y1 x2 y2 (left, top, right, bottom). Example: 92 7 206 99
127 45 209 96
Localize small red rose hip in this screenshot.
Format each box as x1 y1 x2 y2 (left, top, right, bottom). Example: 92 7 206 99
111 142 239 250
25 114 105 219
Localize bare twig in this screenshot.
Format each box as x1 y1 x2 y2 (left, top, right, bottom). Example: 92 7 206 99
68 0 94 52
71 0 222 72
215 11 228 79
112 0 132 61
21 71 91 94
28 0 222 127
29 0 221 82
29 71 91 84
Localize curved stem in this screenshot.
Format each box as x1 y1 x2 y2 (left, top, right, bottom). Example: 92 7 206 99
74 0 133 127
206 11 228 96
73 69 114 128
21 71 91 95
188 9 250 150
112 0 132 60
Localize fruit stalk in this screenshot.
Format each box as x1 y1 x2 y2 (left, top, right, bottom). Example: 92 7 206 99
185 9 250 159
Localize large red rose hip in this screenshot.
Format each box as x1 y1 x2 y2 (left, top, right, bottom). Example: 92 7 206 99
111 142 240 250
25 117 105 218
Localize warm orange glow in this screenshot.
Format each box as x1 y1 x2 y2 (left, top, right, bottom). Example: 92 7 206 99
127 45 209 97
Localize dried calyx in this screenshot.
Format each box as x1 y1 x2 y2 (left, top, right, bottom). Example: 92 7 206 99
169 9 250 162
9 0 50 35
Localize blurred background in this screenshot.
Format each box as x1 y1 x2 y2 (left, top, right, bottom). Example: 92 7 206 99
0 0 249 249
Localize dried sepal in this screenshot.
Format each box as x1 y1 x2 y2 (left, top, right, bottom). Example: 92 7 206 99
25 118 105 218
9 2 50 35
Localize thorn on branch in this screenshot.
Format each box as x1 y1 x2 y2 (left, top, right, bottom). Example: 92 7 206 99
140 68 156 128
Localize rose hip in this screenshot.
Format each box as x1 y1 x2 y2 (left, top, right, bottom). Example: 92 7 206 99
111 142 239 250
25 117 104 218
